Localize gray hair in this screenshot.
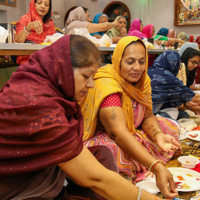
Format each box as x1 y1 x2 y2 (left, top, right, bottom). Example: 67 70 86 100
99 14 108 22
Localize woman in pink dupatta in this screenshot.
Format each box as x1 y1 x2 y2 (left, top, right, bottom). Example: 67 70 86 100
142 24 155 38
127 19 147 38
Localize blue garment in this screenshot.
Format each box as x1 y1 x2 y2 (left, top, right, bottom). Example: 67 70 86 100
157 28 169 36
90 13 104 36
148 51 195 112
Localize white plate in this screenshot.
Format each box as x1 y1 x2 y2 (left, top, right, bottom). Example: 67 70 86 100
168 167 200 192
186 131 200 141
194 91 200 94
135 181 159 194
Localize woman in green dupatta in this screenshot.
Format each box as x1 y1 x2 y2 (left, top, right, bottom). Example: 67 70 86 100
155 28 185 47
106 15 127 43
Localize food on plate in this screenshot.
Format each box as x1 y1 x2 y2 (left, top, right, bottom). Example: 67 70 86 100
188 133 198 138
177 175 185 181
182 183 190 189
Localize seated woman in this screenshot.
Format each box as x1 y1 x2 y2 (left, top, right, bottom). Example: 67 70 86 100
15 0 55 64
179 42 200 91
142 24 155 38
155 28 185 47
106 15 127 43
178 32 187 41
195 35 200 47
148 51 200 120
185 35 191 42
127 19 147 38
64 7 118 36
142 24 156 68
189 35 194 42
168 29 177 38
0 35 165 200
80 36 180 199
90 13 108 39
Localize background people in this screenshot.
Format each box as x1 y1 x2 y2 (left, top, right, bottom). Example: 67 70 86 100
64 7 119 36
91 13 108 38
15 0 55 64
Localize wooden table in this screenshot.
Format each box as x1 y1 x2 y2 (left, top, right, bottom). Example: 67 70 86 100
0 43 48 56
0 43 168 56
98 46 168 55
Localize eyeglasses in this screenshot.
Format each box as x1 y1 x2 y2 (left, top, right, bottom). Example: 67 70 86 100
189 60 200 66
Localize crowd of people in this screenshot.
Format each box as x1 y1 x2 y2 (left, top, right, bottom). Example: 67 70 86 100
1 0 200 199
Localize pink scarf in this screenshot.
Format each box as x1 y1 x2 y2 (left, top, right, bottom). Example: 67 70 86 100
128 19 147 38
142 24 154 38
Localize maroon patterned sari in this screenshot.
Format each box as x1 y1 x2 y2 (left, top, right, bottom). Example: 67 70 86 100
0 35 83 199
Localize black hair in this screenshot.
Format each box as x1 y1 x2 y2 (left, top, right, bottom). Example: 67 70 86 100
35 0 52 23
181 47 200 87
70 35 101 68
64 6 88 26
82 7 88 13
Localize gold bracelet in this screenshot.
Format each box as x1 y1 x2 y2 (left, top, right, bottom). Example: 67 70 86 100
149 160 160 172
152 131 163 140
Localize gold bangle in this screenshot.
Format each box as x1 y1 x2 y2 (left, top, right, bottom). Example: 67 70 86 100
149 160 160 172
152 131 163 140
151 160 163 173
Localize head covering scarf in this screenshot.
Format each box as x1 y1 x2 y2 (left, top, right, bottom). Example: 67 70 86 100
106 16 123 37
127 19 147 38
0 35 83 176
157 28 169 36
185 35 191 42
64 7 89 35
178 42 198 57
178 32 187 40
180 46 200 87
80 36 152 141
168 29 176 38
15 0 55 44
195 36 200 46
142 24 154 38
91 13 105 36
189 35 194 42
148 51 195 109
92 13 103 23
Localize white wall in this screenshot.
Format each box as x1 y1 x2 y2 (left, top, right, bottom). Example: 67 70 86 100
63 0 200 38
0 0 199 38
0 0 27 23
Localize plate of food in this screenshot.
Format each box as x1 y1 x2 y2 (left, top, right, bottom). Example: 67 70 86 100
168 167 200 192
186 131 200 141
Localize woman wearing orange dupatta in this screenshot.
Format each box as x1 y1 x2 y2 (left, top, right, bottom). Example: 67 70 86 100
80 36 181 199
15 0 55 64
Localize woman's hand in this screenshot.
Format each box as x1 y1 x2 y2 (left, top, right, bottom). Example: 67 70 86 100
120 28 127 37
27 20 43 34
154 163 178 199
112 19 119 28
154 134 181 153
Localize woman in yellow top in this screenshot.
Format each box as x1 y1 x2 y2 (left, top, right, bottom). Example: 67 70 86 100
80 36 181 199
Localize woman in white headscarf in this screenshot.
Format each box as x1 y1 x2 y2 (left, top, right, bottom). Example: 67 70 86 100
64 7 119 35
